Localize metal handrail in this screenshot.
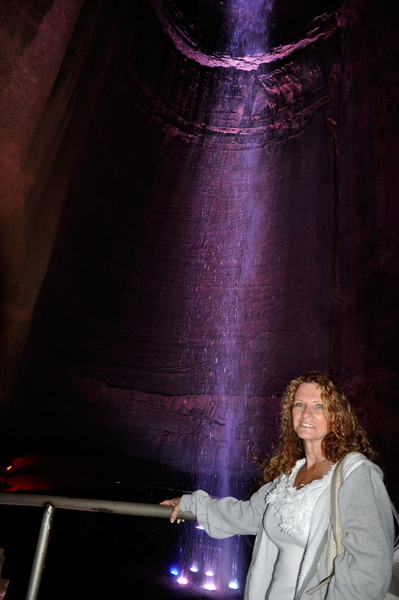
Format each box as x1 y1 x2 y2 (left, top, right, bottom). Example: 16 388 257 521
0 493 195 518
0 493 196 600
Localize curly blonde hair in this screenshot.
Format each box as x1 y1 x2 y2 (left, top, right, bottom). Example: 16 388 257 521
261 371 374 483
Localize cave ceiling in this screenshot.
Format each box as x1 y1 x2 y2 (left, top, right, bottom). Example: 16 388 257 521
161 0 342 56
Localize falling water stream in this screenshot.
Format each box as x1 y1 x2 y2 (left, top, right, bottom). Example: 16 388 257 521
169 0 274 595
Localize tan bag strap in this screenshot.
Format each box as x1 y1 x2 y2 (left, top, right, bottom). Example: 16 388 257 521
391 500 399 547
307 453 354 595
308 452 399 596
326 455 347 575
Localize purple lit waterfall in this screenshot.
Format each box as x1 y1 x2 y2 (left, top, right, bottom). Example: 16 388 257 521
170 0 275 594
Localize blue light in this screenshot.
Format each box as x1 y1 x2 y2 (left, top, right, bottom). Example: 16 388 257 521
170 567 179 576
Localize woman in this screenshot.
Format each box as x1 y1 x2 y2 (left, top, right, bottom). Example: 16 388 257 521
161 371 394 600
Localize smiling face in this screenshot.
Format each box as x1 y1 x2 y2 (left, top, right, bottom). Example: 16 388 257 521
292 382 329 445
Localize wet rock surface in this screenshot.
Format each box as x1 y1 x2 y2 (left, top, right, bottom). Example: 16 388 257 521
0 0 398 500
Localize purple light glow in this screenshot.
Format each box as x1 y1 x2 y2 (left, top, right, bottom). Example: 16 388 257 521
177 576 189 585
170 1 272 594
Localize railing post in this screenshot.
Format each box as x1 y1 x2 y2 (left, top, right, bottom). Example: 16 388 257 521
25 503 56 600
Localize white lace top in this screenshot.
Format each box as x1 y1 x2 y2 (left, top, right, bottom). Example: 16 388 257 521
265 458 336 537
262 459 336 600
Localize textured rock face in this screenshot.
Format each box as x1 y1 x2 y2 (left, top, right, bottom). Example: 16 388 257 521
0 0 84 395
0 0 398 485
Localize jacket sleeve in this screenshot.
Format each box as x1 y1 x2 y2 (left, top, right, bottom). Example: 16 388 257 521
325 463 394 600
179 484 270 539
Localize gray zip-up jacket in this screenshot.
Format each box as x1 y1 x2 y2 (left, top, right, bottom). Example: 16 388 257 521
179 453 394 600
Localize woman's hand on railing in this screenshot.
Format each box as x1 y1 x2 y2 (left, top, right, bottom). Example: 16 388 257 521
160 497 183 523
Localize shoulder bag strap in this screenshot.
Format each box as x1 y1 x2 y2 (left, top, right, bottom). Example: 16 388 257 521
391 500 399 547
309 453 398 596
307 455 348 595
326 456 346 575
306 456 345 595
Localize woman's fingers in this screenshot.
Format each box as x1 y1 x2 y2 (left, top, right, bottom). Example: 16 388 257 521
171 504 181 523
160 497 183 523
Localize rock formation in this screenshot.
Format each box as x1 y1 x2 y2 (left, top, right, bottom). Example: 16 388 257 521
0 0 398 491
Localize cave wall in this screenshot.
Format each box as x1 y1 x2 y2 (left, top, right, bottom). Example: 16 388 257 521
0 0 398 489
0 0 122 401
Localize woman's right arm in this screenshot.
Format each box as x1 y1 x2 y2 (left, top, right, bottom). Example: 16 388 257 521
162 484 270 539
160 497 183 523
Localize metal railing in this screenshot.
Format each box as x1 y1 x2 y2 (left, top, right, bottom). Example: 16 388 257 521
0 493 196 600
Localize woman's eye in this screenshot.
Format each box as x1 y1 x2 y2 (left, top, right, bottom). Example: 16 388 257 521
294 402 302 407
316 404 323 409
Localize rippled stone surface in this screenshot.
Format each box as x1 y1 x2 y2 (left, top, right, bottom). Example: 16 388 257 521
0 0 398 485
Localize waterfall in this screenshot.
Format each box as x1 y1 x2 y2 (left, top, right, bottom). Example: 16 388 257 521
169 0 274 594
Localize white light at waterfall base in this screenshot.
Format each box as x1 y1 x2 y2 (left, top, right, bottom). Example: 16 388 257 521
205 569 215 576
177 576 189 585
204 583 217 591
190 563 199 572
196 524 204 530
229 579 239 589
